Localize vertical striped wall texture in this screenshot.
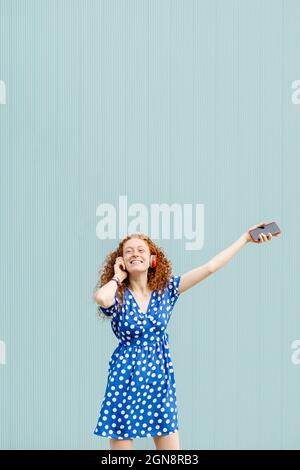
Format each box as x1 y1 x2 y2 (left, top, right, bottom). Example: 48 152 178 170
0 0 299 450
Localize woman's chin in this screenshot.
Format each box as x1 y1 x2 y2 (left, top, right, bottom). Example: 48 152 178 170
128 266 147 274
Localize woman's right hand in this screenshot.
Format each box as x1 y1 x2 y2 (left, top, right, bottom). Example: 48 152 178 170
114 256 128 282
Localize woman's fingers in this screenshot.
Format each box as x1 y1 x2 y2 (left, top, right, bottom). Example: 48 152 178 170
259 233 266 242
259 232 272 242
256 230 280 243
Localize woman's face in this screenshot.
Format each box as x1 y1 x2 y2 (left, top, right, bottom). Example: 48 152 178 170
123 238 150 274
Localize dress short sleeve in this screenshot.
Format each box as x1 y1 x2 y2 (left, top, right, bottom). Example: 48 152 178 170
97 294 118 317
167 274 181 308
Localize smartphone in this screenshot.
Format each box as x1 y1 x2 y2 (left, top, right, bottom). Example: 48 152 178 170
249 221 281 242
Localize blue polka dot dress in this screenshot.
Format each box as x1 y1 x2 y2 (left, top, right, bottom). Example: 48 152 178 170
93 274 181 440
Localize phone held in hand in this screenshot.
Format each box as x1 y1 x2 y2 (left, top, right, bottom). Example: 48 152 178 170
249 221 281 242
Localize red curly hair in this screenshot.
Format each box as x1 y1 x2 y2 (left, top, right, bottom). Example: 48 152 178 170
94 233 173 320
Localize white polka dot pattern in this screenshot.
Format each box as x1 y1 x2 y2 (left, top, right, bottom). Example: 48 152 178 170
94 275 181 439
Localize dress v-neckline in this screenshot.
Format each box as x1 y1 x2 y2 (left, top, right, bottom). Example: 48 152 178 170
126 287 154 315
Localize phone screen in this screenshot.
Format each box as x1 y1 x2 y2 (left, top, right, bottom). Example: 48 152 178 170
249 222 281 242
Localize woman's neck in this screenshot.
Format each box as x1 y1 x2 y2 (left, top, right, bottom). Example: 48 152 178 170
128 275 150 296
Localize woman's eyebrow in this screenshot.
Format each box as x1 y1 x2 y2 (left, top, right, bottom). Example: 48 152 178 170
125 246 146 250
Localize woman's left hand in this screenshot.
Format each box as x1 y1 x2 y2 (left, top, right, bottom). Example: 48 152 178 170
243 222 280 244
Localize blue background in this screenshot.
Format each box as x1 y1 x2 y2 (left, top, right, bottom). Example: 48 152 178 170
0 0 299 449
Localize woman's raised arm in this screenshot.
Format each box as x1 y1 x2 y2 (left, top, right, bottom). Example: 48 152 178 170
178 222 280 294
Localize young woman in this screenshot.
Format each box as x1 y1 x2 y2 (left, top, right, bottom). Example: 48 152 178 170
93 222 280 450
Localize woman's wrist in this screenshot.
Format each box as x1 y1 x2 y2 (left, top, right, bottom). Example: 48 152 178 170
111 276 120 286
241 232 250 244
112 275 125 286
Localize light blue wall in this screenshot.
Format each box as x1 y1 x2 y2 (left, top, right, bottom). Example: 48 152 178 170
0 0 299 450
